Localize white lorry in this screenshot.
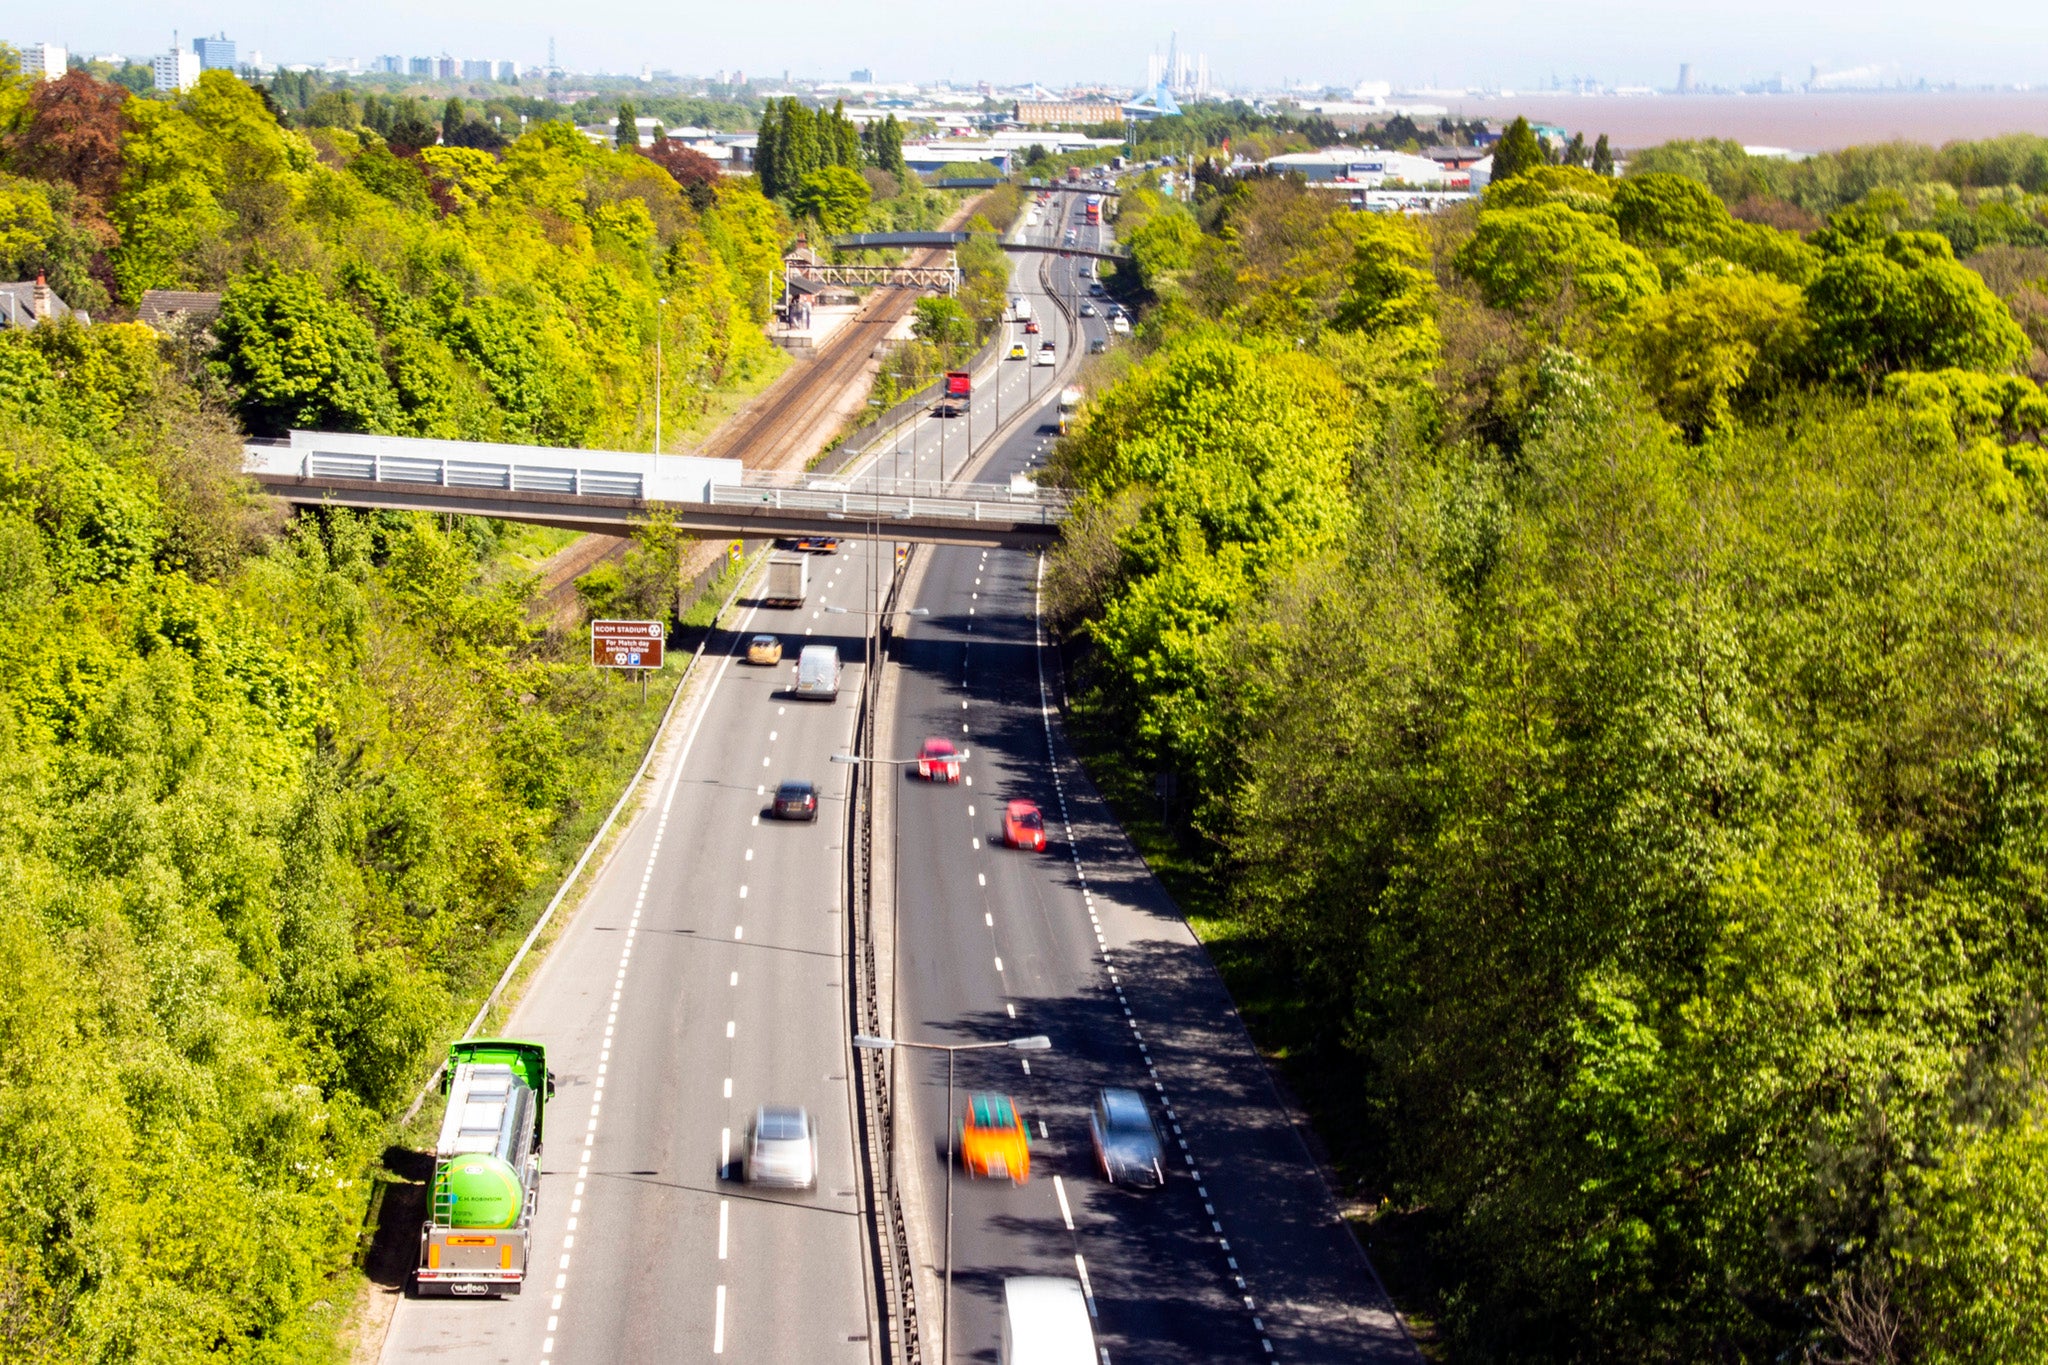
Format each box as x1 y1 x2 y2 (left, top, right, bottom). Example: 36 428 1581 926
1000 1277 1097 1365
764 552 808 608
1013 296 1033 324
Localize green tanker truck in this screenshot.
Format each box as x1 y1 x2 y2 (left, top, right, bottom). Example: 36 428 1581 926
414 1038 554 1297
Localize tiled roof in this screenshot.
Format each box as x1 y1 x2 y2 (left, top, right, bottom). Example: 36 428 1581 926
137 289 223 330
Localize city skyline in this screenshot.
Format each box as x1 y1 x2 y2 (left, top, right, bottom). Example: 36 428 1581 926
23 0 2048 93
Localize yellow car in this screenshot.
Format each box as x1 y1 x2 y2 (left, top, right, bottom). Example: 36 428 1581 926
1008 343 1027 360
746 634 783 665
960 1093 1030 1183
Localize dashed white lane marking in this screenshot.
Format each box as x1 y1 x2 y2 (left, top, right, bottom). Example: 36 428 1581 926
723 1077 733 1098
1030 550 1278 1356
725 1020 736 1038
1007 1002 1016 1018
1053 1175 1076 1230
713 1283 727 1354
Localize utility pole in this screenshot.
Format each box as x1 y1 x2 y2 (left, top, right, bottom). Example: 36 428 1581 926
654 296 666 454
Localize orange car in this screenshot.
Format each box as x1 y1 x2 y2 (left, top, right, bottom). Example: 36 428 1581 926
918 737 962 782
960 1093 1031 1183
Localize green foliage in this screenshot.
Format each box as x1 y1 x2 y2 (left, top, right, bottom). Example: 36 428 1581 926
1808 230 2031 381
1489 115 1547 185
1050 331 1356 788
786 164 870 234
213 268 402 435
0 65 801 1360
1052 135 2048 1364
910 295 974 350
1618 268 1808 432
1455 201 1662 318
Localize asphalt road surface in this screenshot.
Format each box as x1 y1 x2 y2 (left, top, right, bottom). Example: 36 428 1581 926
380 538 890 1364
881 186 1417 1364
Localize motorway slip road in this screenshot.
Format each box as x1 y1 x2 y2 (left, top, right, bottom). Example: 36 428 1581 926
377 544 891 1365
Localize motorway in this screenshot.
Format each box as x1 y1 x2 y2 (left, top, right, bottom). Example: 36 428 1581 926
881 190 1416 1364
375 196 1091 1365
377 183 1408 1365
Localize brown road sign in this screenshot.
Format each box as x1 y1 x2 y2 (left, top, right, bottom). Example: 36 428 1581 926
591 619 666 670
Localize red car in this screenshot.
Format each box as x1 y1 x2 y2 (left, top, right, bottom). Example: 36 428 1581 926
1004 800 1046 851
1023 319 1041 335
918 737 962 783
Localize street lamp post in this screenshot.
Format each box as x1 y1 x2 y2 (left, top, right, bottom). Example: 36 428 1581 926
654 296 667 454
852 1032 1051 1365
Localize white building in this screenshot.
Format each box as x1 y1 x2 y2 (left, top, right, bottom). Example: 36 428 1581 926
1262 148 1469 190
153 45 202 92
21 43 66 80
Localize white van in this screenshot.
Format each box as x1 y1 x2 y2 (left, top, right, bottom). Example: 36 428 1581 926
1000 1277 1095 1365
794 645 841 700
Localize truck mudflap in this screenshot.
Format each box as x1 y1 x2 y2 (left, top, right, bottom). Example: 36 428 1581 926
416 1225 530 1297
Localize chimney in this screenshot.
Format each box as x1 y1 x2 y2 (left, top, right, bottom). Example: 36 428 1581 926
33 273 50 321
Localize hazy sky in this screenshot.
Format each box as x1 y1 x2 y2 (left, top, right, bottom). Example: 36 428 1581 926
21 0 2048 90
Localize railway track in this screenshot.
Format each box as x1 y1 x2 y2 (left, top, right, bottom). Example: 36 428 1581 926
524 201 987 621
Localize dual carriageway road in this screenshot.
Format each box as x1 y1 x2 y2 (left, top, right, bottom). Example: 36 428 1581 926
377 186 1410 1364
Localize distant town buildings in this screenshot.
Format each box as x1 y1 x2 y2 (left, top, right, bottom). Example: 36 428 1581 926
1146 37 1210 100
193 32 235 71
21 43 65 80
153 40 202 93
1013 101 1123 127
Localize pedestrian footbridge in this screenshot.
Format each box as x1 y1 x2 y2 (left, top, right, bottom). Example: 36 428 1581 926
243 431 1071 550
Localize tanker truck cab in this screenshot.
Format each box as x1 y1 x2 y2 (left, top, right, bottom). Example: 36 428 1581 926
416 1039 552 1297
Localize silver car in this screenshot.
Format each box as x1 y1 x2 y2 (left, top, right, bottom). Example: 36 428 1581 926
745 1104 819 1189
1088 1087 1165 1189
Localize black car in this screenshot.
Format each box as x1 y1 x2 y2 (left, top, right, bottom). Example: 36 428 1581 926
1088 338 1108 354
771 780 819 821
1088 1087 1166 1189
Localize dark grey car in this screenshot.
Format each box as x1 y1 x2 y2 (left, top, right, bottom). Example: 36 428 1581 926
1088 1087 1165 1189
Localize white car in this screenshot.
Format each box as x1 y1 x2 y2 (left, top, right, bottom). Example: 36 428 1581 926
1035 345 1056 367
743 1105 819 1189
1111 315 1130 336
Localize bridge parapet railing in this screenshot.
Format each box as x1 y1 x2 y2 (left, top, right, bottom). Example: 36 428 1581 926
244 431 742 503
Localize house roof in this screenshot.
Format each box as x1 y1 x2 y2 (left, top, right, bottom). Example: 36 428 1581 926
137 290 223 331
0 280 72 328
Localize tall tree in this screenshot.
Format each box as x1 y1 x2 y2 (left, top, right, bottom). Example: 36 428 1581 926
876 114 909 182
615 100 638 150
1591 132 1614 176
441 96 464 146
754 100 782 197
7 71 131 221
1490 115 1545 186
830 99 860 169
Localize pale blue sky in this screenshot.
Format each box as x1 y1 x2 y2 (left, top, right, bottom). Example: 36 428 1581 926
19 0 2048 90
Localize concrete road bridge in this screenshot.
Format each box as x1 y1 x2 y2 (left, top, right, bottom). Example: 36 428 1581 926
243 430 1072 551
828 230 1131 264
